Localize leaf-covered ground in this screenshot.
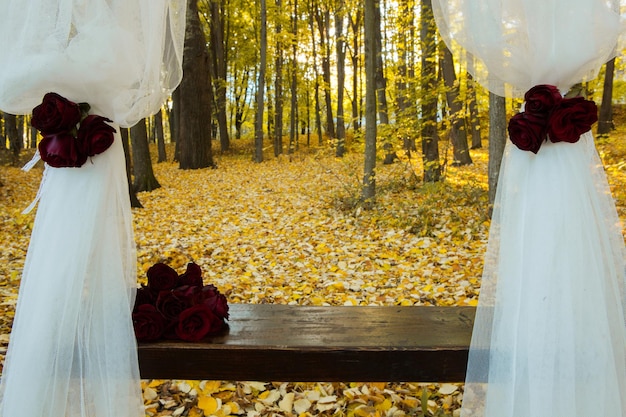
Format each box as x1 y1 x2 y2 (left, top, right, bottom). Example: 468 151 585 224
1 128 625 416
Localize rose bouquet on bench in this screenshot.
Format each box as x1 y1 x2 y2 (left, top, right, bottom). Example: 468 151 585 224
132 262 229 342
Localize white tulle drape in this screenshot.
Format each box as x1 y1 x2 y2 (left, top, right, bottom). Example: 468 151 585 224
433 0 622 97
1 134 143 417
0 1 186 417
432 1 626 416
0 0 185 127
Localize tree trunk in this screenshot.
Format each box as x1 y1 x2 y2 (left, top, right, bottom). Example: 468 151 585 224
420 0 440 182
396 0 416 155
170 86 181 162
349 10 362 132
155 109 167 162
598 57 616 135
308 7 324 146
131 118 161 192
209 0 230 152
274 0 284 157
488 92 507 209
234 69 249 140
120 127 143 208
374 3 388 124
335 0 346 157
179 0 214 169
442 45 472 166
316 8 336 139
30 126 38 149
255 0 268 163
289 0 299 155
467 71 482 149
361 0 377 207
16 115 24 149
4 113 20 166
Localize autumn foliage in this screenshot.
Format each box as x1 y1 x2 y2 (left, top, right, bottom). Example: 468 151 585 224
1 129 625 416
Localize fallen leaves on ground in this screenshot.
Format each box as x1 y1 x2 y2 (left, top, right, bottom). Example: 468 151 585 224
1 130 625 416
141 380 463 417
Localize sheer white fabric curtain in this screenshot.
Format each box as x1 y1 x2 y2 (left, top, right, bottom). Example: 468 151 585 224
0 1 186 416
432 1 626 416
0 0 186 127
433 0 622 97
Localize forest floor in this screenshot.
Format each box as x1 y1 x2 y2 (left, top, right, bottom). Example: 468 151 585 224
1 125 625 416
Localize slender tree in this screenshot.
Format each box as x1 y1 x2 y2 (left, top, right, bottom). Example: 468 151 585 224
120 127 142 208
307 1 324 145
362 0 376 206
227 0 256 141
233 68 250 139
255 0 268 162
598 57 616 135
4 113 20 166
209 0 231 152
288 0 299 154
335 0 347 157
467 71 482 149
373 0 388 124
170 87 181 161
131 118 161 192
155 109 167 162
395 0 417 155
441 44 472 165
274 0 285 156
348 9 362 132
315 2 336 139
420 0 441 182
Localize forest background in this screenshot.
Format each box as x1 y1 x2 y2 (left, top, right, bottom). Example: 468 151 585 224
1 0 626 416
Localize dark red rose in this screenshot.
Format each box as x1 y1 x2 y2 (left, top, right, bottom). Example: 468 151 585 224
77 115 116 157
132 304 166 342
31 92 81 134
547 97 598 143
133 286 154 312
524 84 562 118
178 262 203 287
202 288 229 320
38 132 87 167
155 288 195 322
176 304 223 342
507 112 546 154
147 263 179 292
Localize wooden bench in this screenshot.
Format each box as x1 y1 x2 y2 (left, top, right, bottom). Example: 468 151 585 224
138 304 475 382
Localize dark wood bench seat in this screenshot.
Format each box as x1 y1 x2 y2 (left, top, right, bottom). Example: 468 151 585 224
138 304 475 382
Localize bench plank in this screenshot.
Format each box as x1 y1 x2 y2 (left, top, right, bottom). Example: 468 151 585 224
138 304 475 382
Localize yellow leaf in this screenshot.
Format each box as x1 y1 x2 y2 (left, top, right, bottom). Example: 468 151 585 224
225 401 240 414
148 380 163 388
354 405 378 416
200 380 222 394
370 382 386 390
188 407 204 417
375 398 392 412
197 396 220 415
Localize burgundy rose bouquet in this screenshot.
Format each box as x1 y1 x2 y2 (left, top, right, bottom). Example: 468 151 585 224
31 92 115 168
132 262 229 342
507 85 598 154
